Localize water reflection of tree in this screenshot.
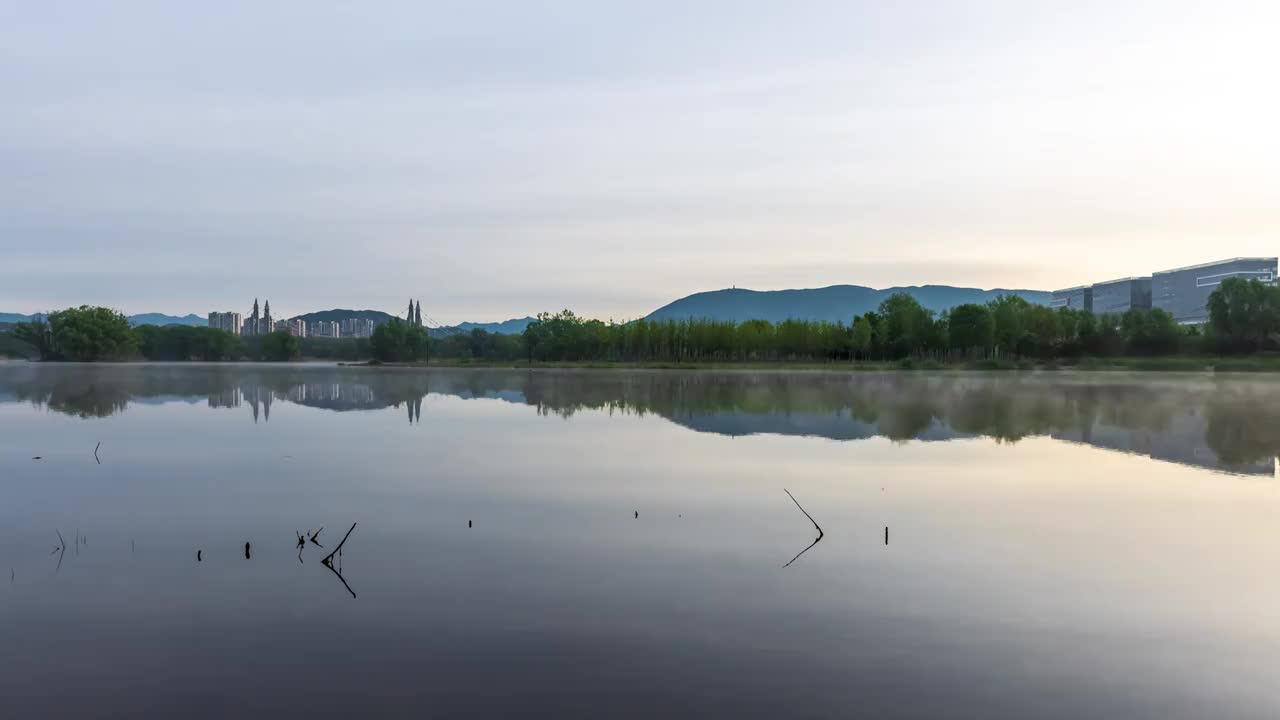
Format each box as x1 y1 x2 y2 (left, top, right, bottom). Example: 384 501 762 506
1205 394 1280 465
5 366 1280 473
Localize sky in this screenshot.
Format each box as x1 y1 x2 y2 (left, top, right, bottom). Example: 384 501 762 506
2 1 1278 324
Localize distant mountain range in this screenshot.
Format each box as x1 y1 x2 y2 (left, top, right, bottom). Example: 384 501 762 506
128 313 206 327
290 309 398 325
3 284 1051 337
645 285 1050 324
452 317 536 334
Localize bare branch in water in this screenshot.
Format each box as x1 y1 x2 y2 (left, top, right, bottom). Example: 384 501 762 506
783 489 824 568
322 559 357 599
322 523 356 566
53 530 66 573
94 441 101 464
320 523 358 599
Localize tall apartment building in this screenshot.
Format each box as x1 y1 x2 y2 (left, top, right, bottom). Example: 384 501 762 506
207 311 242 335
1152 257 1277 324
340 318 376 338
274 318 307 337
1050 285 1092 311
1090 277 1152 315
309 320 341 338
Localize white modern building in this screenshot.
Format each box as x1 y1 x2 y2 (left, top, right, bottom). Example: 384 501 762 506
1090 277 1152 315
275 318 307 337
1152 257 1277 324
208 311 242 335
1050 285 1092 311
309 320 341 338
340 318 377 338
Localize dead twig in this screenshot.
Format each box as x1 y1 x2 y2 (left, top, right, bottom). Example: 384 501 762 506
783 489 824 568
94 441 101 464
320 523 358 599
53 530 66 573
322 523 356 566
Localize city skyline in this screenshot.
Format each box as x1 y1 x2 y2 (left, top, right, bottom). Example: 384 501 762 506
4 2 1279 323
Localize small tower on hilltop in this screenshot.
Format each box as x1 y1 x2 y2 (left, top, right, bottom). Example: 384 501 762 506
415 301 422 328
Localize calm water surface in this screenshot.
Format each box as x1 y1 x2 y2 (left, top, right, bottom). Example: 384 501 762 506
2 364 1279 718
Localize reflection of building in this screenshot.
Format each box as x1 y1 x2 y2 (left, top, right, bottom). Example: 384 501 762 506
1050 285 1092 310
14 367 1280 477
241 383 272 423
1051 409 1276 476
207 386 240 408
207 312 242 335
1090 277 1152 315
1153 258 1277 324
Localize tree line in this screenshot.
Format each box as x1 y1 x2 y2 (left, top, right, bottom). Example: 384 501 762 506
8 307 301 362
4 278 1278 364
498 277 1280 363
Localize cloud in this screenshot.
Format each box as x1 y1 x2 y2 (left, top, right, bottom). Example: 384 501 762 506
2 1 1278 322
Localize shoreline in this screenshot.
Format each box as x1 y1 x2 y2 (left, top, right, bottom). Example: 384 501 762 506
343 356 1280 373
9 356 1280 373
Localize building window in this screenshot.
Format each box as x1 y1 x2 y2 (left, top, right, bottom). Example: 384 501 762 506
1195 270 1276 288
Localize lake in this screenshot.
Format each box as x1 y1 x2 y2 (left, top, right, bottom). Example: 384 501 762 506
2 363 1279 718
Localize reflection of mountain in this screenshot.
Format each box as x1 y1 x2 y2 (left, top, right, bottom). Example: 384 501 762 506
3 365 1279 476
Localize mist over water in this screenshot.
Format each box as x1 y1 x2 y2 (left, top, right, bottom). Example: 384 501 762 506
2 364 1279 718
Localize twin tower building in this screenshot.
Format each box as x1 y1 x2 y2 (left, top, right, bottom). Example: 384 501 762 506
207 299 273 337
1052 256 1277 325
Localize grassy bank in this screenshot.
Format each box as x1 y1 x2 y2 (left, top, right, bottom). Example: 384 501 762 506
347 355 1280 373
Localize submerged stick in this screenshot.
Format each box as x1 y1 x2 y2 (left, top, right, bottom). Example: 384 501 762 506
783 489 824 568
322 523 356 566
54 530 66 573
94 441 101 464
320 523 358 599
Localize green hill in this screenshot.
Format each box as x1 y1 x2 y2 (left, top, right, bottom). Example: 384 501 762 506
290 309 400 324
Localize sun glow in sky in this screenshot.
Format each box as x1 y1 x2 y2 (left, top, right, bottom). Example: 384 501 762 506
2 1 1278 322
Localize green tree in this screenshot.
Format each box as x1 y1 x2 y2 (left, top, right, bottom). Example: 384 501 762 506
988 294 1031 357
371 318 429 362
47 306 137 361
877 293 933 359
946 304 994 355
1025 305 1062 357
135 325 244 361
12 317 56 360
1121 308 1180 355
260 331 301 361
850 315 873 359
1207 277 1280 352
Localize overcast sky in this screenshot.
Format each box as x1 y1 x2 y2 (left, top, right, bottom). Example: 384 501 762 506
2 1 1278 323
